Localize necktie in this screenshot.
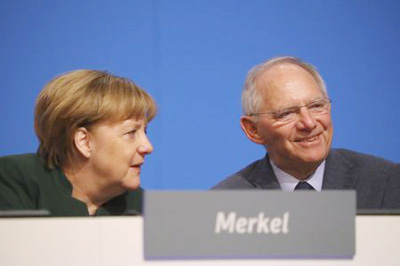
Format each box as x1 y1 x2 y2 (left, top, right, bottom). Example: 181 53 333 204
295 181 315 191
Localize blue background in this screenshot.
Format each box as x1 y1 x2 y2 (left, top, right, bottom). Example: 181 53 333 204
1 0 399 189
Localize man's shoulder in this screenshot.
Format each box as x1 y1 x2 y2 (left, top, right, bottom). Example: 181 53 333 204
212 158 266 189
329 148 398 168
326 148 399 185
212 175 254 189
328 149 400 209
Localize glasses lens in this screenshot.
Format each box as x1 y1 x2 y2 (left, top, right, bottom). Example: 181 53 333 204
308 100 328 114
252 99 330 122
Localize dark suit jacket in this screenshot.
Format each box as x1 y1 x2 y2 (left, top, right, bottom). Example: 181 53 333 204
213 149 400 209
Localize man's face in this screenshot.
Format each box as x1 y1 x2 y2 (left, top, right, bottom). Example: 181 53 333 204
246 63 333 174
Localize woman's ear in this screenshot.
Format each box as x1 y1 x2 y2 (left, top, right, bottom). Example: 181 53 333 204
240 116 265 145
74 127 92 158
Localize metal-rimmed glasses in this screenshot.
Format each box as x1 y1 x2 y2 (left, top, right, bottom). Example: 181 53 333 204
250 98 332 123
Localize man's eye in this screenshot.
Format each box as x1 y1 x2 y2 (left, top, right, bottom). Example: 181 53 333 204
274 109 296 119
308 101 326 111
310 102 324 109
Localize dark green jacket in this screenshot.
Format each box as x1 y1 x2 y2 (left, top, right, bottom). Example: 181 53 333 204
0 154 143 216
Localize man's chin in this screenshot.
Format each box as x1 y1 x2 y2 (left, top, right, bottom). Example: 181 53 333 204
297 152 327 165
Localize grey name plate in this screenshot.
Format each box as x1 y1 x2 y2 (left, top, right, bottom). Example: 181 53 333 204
144 191 355 260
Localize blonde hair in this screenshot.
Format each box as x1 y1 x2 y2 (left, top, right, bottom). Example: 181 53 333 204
242 56 328 115
35 69 157 168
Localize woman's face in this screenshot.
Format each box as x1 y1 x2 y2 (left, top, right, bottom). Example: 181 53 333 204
87 118 153 192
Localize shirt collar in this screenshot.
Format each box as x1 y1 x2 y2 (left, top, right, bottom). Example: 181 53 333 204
270 159 325 192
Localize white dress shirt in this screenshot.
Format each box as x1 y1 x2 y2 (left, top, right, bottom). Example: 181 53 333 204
270 160 325 191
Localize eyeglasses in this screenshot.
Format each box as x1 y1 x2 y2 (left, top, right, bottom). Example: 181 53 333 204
250 98 332 123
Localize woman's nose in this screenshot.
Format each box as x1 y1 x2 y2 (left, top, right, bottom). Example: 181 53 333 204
138 134 153 155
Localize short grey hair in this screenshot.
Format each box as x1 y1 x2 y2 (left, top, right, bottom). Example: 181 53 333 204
242 56 328 115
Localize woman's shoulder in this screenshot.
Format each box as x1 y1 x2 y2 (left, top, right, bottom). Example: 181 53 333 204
1 153 46 169
1 153 41 163
0 153 52 182
0 153 50 209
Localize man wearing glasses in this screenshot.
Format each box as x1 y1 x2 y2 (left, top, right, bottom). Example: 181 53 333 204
213 56 400 209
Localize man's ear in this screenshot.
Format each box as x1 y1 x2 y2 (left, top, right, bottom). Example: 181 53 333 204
74 127 92 159
240 116 265 145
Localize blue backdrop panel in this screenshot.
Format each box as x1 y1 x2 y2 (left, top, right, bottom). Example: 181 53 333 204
1 0 399 189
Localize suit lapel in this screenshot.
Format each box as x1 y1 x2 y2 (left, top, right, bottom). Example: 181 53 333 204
245 154 281 189
322 150 354 189
245 151 354 190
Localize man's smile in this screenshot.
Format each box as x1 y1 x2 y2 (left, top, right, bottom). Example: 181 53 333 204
294 133 321 143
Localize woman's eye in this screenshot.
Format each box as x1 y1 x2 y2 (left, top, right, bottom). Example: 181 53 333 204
126 130 137 137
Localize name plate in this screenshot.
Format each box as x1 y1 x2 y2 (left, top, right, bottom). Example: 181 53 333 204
144 191 355 260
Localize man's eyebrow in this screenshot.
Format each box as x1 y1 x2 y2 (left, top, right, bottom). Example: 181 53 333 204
272 98 325 111
274 104 300 111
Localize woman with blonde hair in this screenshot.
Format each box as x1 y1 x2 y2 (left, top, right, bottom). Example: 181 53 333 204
0 70 156 216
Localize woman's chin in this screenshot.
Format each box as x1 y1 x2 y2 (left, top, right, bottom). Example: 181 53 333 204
121 175 141 191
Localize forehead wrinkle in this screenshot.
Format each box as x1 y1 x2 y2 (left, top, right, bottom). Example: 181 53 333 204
256 63 323 110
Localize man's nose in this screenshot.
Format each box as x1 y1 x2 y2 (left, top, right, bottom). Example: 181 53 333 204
296 107 317 130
